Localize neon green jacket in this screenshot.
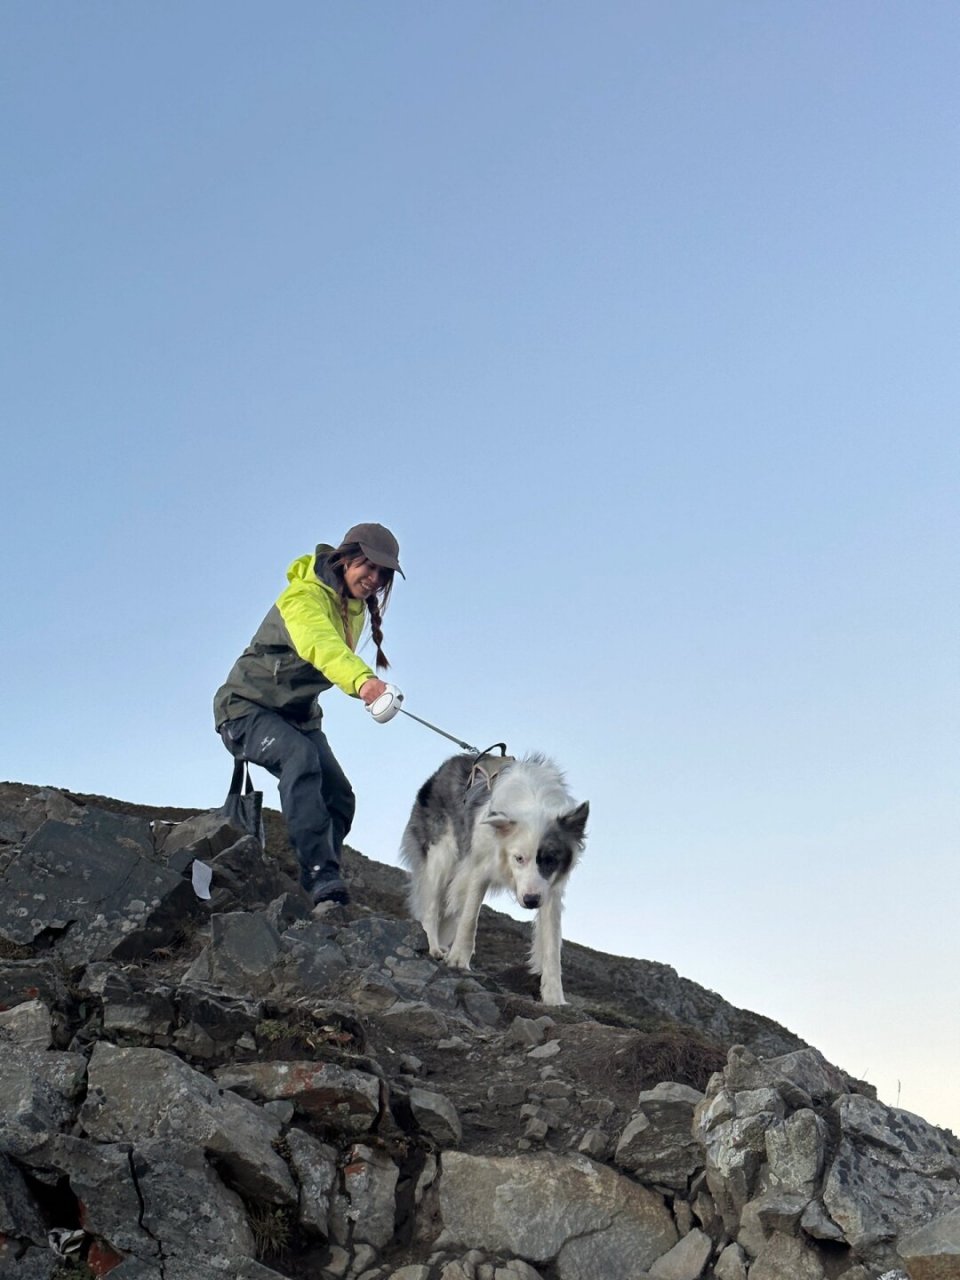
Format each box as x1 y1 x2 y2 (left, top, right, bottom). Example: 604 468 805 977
213 546 375 727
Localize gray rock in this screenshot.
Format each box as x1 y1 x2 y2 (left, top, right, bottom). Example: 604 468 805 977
488 1083 527 1107
380 999 451 1038
578 1127 611 1159
0 959 66 1012
698 1110 771 1234
525 1036 561 1061
335 916 426 967
236 1261 293 1279
0 999 52 1051
822 1096 960 1253
0 1150 46 1244
439 1264 472 1280
695 1087 735 1135
26 1135 157 1256
184 910 284 996
410 1087 463 1146
494 1264 544 1280
897 1205 960 1278
800 1198 846 1242
723 1045 849 1108
0 1239 60 1278
264 890 313 933
100 970 176 1043
80 1043 296 1206
349 1240 378 1272
438 1151 677 1276
213 1059 382 1135
0 1040 82 1158
691 1188 721 1236
505 1016 554 1048
673 1198 694 1235
134 1136 257 1271
737 1189 809 1258
735 1087 786 1120
460 988 502 1027
275 924 349 995
714 1243 748 1280
765 1108 828 1195
286 1127 338 1236
324 1243 351 1275
347 971 404 1012
748 1231 826 1280
615 1081 704 1191
173 984 263 1061
343 1143 399 1248
647 1226 712 1279
159 810 248 863
0 811 200 964
205 834 295 912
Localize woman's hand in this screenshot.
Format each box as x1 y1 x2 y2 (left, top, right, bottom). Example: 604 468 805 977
359 678 389 705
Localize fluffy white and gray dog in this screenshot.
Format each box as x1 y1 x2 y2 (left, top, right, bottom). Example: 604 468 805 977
399 752 589 1005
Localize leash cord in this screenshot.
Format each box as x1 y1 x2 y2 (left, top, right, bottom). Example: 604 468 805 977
398 707 480 754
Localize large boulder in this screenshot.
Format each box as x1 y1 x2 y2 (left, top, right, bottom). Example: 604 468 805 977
214 1059 383 1136
437 1151 678 1279
0 1038 86 1158
0 811 200 963
821 1096 960 1258
79 1043 296 1206
614 1081 704 1190
898 1206 960 1278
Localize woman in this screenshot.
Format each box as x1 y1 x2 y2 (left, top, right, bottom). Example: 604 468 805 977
213 522 403 906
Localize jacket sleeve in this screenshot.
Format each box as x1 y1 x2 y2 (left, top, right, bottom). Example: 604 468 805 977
277 580 375 696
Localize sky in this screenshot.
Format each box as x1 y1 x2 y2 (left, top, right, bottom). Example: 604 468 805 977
2 3 957 1134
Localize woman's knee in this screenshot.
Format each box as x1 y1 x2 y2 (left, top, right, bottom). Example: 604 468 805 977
277 734 325 782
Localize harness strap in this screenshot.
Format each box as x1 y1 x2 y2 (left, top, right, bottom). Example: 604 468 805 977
467 743 515 791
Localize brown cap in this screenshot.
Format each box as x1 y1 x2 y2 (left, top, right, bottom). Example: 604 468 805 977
341 523 405 578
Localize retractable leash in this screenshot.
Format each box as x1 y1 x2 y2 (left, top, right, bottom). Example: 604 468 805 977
366 684 508 768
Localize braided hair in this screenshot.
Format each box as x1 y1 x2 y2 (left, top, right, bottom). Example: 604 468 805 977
327 542 394 671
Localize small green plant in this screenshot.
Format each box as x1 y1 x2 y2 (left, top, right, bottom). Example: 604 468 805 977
248 1204 292 1260
255 1017 289 1043
52 1261 90 1279
271 1134 292 1162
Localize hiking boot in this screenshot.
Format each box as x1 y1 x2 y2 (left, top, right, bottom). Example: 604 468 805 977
308 876 350 907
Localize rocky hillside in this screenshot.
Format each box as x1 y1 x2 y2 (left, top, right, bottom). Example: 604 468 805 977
1 781 958 1280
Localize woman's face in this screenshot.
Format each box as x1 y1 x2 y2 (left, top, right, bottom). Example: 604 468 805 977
343 555 385 600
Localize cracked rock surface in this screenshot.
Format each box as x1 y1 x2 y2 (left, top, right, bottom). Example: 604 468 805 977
0 780 957 1280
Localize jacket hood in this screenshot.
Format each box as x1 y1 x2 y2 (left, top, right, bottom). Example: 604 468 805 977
285 547 340 594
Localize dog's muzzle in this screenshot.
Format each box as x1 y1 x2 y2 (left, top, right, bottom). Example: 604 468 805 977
521 893 542 910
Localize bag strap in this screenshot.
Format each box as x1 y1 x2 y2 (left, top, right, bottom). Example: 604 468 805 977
228 758 257 796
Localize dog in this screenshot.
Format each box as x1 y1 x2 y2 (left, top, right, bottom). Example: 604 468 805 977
399 752 589 1005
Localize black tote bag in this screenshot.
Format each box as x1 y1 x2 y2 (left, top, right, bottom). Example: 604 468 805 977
220 758 265 845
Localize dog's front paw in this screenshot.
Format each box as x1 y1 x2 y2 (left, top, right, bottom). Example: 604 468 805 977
445 947 473 972
539 982 566 1006
428 944 449 961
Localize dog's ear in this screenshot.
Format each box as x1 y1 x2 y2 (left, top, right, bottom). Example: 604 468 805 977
483 811 516 837
558 801 589 844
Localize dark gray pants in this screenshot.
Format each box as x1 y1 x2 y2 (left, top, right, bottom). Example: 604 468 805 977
219 708 355 892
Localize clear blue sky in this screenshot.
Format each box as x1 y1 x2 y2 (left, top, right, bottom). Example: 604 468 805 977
3 3 957 1133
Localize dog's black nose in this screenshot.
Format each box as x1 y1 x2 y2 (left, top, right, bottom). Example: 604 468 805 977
522 894 541 909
